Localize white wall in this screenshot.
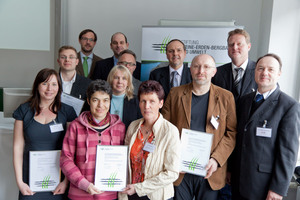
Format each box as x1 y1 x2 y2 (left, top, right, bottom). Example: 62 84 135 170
268 0 300 99
63 0 262 62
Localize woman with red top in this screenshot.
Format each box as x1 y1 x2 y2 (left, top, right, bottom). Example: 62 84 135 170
120 80 181 200
60 80 126 200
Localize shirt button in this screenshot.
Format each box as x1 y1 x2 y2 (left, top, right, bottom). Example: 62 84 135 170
244 128 247 132
98 140 101 143
98 133 101 136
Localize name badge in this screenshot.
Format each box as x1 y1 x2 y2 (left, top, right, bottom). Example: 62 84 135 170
50 123 64 133
256 127 272 138
143 142 156 153
210 115 219 130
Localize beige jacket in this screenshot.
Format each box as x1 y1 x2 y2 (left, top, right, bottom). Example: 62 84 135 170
119 114 181 200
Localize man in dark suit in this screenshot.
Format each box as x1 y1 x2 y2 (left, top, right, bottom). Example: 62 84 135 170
149 39 192 99
231 53 300 200
58 46 91 112
212 29 257 103
76 29 102 79
92 32 141 81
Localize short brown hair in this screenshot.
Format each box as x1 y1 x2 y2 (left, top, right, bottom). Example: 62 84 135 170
138 80 165 101
79 29 97 42
256 53 282 71
227 29 251 44
58 45 77 56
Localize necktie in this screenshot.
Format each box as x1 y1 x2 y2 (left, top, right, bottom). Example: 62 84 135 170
255 94 264 102
83 56 89 77
234 68 243 87
171 71 179 88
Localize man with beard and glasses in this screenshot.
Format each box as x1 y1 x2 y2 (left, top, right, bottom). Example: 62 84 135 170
76 29 102 79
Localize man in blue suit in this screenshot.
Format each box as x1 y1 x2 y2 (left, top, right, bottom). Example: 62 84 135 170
231 53 300 200
149 39 192 99
212 29 257 103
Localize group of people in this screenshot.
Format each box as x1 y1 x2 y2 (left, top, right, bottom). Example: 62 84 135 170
12 28 300 200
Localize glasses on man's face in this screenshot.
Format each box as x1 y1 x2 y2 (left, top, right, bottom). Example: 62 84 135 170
81 37 95 42
59 56 77 60
118 61 136 67
191 65 215 71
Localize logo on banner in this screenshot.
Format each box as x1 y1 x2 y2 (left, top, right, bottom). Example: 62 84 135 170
152 35 171 54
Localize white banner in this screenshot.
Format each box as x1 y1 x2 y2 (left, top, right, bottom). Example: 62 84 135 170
141 26 241 80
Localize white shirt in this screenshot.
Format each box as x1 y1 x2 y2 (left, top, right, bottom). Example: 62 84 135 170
169 64 184 85
256 85 278 100
61 73 76 95
232 59 248 78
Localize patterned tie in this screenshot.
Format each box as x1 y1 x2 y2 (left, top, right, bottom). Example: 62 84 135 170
234 68 243 87
170 71 179 88
255 94 264 102
83 56 89 77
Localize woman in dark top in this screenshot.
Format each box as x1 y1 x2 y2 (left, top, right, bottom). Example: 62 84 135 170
13 68 77 200
107 65 142 130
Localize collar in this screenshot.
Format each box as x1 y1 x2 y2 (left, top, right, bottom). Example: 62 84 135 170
169 64 184 76
80 51 93 60
256 85 278 100
60 72 76 83
231 59 248 71
113 56 118 66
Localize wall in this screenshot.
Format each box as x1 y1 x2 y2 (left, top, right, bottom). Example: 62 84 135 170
63 0 262 62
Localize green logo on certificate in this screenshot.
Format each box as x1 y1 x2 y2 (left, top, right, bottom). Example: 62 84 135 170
189 157 199 171
108 172 117 187
42 175 50 189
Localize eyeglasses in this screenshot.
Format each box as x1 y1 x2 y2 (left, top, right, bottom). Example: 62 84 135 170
81 37 95 42
118 61 136 67
59 56 77 60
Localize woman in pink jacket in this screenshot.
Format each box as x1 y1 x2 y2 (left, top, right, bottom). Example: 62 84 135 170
60 80 125 200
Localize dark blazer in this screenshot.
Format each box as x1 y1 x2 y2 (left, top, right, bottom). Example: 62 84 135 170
122 96 142 130
149 63 192 99
232 87 300 199
212 60 257 103
161 83 237 190
76 52 102 79
91 56 142 81
60 73 91 113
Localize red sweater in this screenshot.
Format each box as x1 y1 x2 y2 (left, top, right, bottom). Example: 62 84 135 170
60 111 125 200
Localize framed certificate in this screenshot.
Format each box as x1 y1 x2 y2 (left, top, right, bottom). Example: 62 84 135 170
94 145 128 191
180 128 213 177
29 150 61 192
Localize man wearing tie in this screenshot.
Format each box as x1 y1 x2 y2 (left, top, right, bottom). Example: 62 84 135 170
231 53 300 200
149 39 192 99
212 29 257 103
76 29 102 78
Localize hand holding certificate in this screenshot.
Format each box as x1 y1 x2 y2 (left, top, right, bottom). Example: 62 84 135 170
180 128 213 177
29 150 61 192
94 145 128 191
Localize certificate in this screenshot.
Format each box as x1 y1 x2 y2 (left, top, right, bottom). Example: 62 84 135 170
61 92 85 116
29 150 61 192
180 128 213 177
94 145 128 191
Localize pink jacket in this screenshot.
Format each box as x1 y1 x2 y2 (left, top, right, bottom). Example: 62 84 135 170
60 111 125 200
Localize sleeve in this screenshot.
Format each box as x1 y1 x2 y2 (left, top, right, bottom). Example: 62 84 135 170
134 124 181 196
269 102 300 196
161 89 172 121
60 122 91 192
210 93 237 167
66 105 77 122
13 103 26 120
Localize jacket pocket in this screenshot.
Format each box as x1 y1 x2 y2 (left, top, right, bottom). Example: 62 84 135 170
258 163 272 173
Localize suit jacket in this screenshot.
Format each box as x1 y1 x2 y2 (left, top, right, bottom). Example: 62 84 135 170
60 73 91 113
76 52 102 79
232 87 300 199
212 60 257 103
122 96 142 130
149 63 192 99
91 56 142 81
161 83 237 190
